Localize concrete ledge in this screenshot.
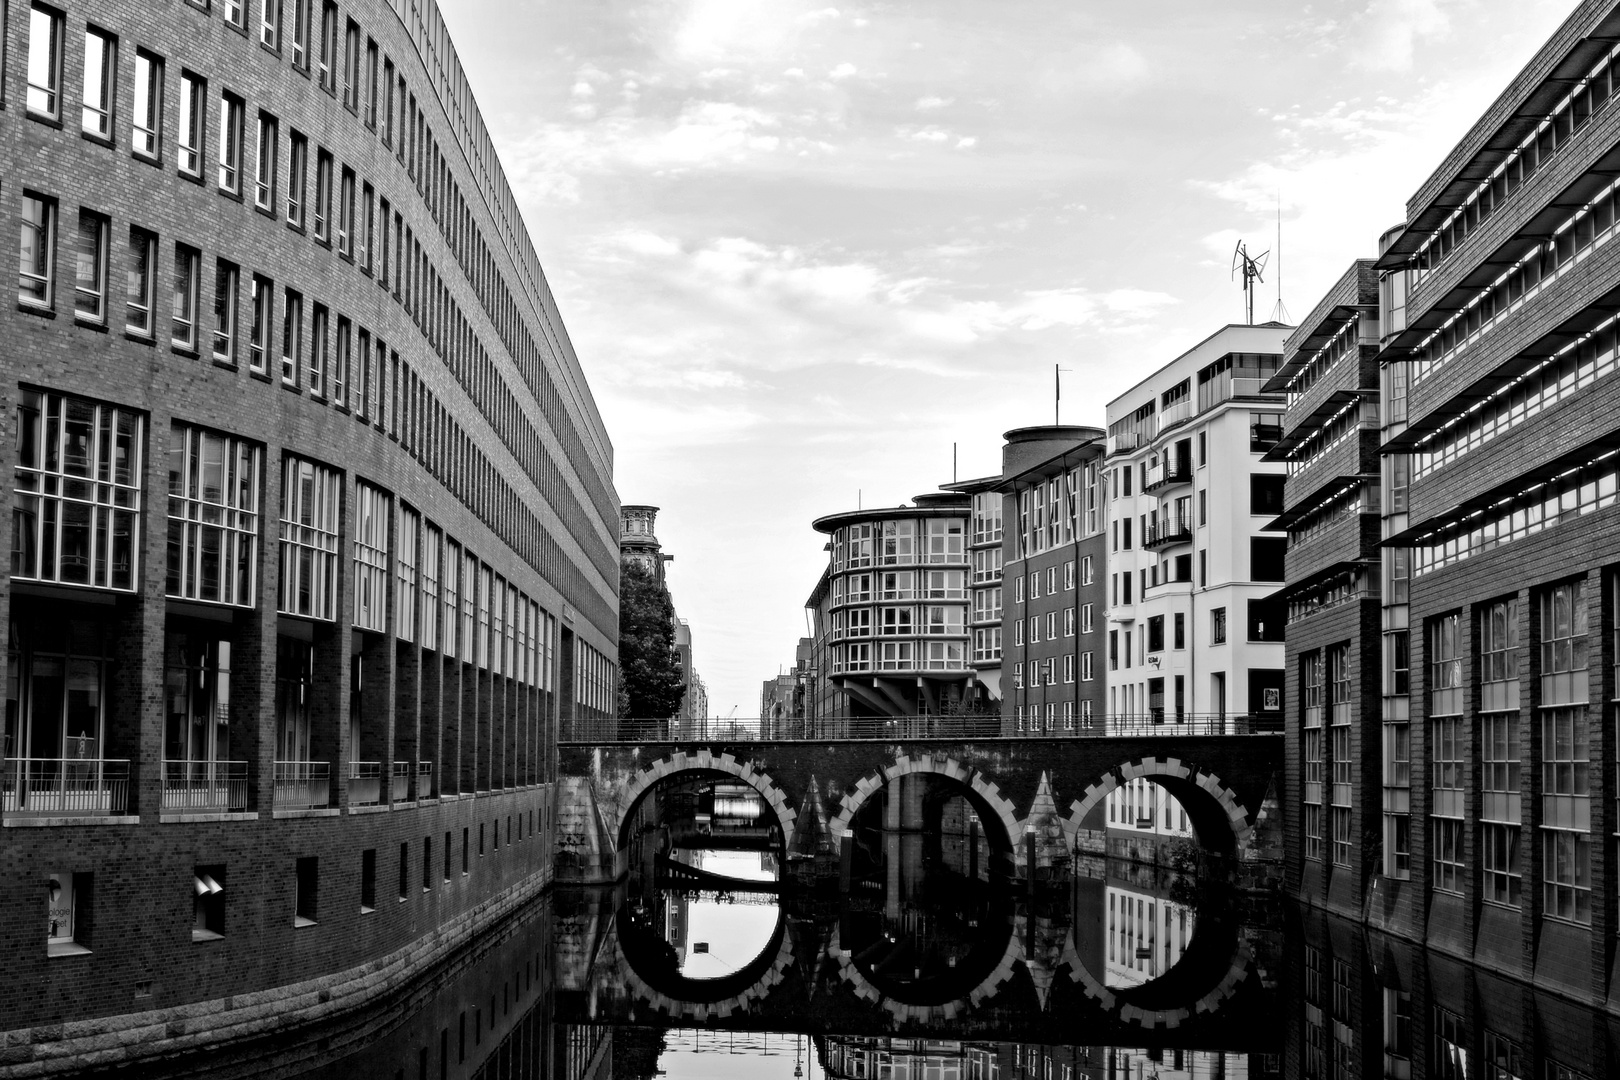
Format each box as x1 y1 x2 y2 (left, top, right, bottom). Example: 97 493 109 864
348 804 390 815
158 812 258 824
271 808 342 819
4 815 142 827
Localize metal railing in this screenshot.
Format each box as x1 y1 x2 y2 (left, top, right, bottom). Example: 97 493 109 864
349 761 383 806
162 759 248 812
561 713 1281 744
417 760 434 799
391 760 411 802
3 758 131 816
1143 521 1194 550
274 760 333 810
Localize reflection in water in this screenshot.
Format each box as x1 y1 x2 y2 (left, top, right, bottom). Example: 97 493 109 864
673 850 780 980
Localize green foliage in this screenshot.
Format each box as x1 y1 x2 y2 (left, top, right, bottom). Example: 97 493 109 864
617 561 686 719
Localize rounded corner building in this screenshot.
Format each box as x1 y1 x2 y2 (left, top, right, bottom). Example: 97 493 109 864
0 0 619 1059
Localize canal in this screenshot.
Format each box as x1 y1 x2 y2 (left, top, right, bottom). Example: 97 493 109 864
84 781 1619 1079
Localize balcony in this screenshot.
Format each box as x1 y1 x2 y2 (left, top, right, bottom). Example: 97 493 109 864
415 760 434 799
4 758 131 817
1144 454 1192 493
274 760 333 810
162 760 248 813
350 761 383 806
1107 431 1145 455
1158 398 1193 430
392 761 413 802
1143 520 1193 550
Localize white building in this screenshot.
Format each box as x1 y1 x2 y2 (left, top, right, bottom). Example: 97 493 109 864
1103 323 1291 732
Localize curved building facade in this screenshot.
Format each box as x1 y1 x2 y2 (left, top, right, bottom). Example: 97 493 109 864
810 494 979 718
0 0 617 1059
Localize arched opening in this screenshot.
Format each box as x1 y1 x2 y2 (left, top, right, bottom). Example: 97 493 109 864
1068 761 1252 862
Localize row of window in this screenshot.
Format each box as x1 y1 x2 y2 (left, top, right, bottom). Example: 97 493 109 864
1010 605 1092 645
1011 700 1092 732
1013 462 1102 558
1107 603 1279 671
830 641 966 673
826 605 968 640
1008 557 1089 602
831 519 967 570
1009 652 1094 688
828 570 966 605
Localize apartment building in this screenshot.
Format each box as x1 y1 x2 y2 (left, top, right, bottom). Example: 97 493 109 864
1103 324 1291 732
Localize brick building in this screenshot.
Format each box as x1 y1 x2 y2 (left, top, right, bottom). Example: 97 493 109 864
1285 0 1620 1000
0 0 618 1058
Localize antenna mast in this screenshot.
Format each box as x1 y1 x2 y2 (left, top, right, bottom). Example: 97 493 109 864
1231 240 1270 325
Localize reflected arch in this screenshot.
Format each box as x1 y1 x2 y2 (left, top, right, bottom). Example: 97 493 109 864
1065 756 1253 859
828 752 1021 873
611 901 794 1020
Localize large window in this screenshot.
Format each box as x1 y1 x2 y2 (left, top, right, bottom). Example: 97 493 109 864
420 524 441 652
395 505 418 643
218 92 244 194
212 260 238 362
1482 822 1520 907
253 112 277 212
172 244 199 349
249 274 271 373
1480 597 1519 710
352 481 389 632
278 456 338 620
1540 579 1589 702
13 390 142 591
287 132 307 227
164 631 233 766
80 27 115 138
177 72 204 176
1541 705 1590 923
280 287 302 384
166 425 260 607
1302 650 1323 862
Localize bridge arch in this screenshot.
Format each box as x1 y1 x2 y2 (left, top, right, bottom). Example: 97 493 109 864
827 919 1021 1024
828 752 1022 870
1060 920 1253 1029
610 901 795 1020
615 748 796 855
1065 756 1253 859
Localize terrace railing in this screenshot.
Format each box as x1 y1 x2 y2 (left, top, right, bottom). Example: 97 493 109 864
3 758 131 816
162 759 248 812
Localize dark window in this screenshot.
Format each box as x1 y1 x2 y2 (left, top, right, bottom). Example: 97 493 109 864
1174 553 1192 582
1174 613 1185 650
359 849 376 911
1212 607 1227 644
194 865 225 939
1251 474 1285 515
398 842 408 900
1251 537 1287 581
1248 599 1285 642
294 857 318 926
1147 615 1164 653
444 830 452 881
1248 669 1285 716
422 836 432 891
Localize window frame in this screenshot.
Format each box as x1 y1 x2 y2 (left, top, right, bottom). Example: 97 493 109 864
72 209 109 325
80 26 117 141
125 226 156 336
171 243 200 351
26 3 64 122
18 191 56 309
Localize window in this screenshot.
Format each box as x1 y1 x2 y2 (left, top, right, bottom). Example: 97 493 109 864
1062 654 1074 683
121 227 156 335
1251 474 1285 515
225 0 245 29
397 842 408 900
172 244 199 349
19 192 55 307
72 211 108 323
1544 825 1591 924
208 260 238 362
360 183 374 271
1211 606 1226 645
81 28 115 138
218 92 244 193
26 4 62 120
314 149 333 242
1173 612 1185 650
293 856 317 926
318 2 338 90
1147 615 1164 654
46 872 90 956
289 0 309 66
253 112 277 211
287 132 306 226
13 390 144 591
1081 604 1093 633
343 20 360 109
1081 554 1093 584
359 849 376 913
1246 598 1283 642
261 0 282 50
1540 578 1589 699
1482 823 1520 907
353 482 389 632
280 288 302 384
1081 651 1094 681
365 40 378 127
1250 536 1286 581
130 50 163 159
1064 560 1075 590
248 274 272 373
338 168 355 257
308 304 328 397
177 72 204 176
193 865 225 940
166 423 261 606
396 505 418 642
333 317 350 407
278 455 339 619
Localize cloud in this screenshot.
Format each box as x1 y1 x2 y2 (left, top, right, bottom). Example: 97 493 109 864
916 95 953 110
829 62 857 79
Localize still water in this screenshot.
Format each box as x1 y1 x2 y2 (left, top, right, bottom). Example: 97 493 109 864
84 779 1619 1078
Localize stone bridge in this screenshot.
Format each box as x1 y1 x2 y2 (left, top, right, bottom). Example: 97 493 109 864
554 723 1283 883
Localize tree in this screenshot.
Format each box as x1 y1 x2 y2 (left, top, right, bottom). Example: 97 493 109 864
617 561 686 719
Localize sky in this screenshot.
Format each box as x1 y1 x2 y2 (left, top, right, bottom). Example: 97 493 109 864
436 0 1572 717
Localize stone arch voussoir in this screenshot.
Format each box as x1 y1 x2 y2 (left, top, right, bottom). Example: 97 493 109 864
827 752 1021 859
1064 757 1252 853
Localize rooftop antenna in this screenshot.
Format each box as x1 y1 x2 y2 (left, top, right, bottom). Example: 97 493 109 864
1055 365 1073 425
1232 240 1269 326
952 442 957 483
1269 192 1292 324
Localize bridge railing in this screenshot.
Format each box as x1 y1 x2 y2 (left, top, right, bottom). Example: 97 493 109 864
559 714 1282 744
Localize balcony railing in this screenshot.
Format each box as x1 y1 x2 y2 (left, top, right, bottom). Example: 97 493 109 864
1143 521 1194 550
3 758 131 817
416 760 434 799
1107 431 1145 455
392 760 412 802
1159 398 1193 429
350 761 383 806
162 759 248 812
274 760 333 810
1144 454 1192 492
